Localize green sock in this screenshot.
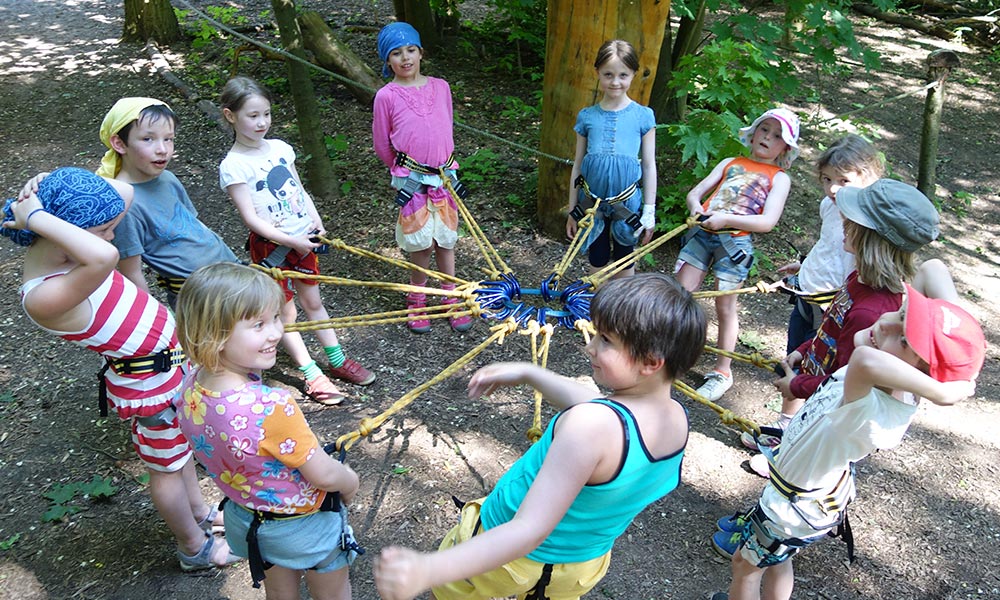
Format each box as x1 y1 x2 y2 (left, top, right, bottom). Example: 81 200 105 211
324 345 345 368
299 360 322 380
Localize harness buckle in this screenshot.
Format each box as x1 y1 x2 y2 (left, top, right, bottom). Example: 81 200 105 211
395 176 426 208
260 244 291 269
623 212 643 232
447 173 470 200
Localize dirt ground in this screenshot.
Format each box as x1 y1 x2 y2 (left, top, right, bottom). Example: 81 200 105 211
0 1 998 599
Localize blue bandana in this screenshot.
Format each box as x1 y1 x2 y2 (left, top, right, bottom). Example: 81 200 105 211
2 167 125 247
377 22 421 78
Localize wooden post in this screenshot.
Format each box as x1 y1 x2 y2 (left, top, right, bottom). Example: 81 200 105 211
917 49 960 199
536 0 671 240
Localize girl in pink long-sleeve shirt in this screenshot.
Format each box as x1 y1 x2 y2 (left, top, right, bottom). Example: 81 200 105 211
372 22 471 334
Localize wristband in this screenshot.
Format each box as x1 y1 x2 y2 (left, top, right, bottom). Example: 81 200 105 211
25 208 45 230
639 204 655 230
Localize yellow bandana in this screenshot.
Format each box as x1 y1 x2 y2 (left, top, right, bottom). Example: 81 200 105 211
97 97 170 177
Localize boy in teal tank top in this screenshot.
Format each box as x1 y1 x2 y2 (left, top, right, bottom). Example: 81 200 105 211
374 273 707 600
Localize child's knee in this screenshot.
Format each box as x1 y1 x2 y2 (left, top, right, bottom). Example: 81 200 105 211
282 299 298 320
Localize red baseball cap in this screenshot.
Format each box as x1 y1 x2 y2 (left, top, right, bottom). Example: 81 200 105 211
904 285 986 382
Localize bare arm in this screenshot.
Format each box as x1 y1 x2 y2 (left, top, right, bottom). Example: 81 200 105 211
296 452 360 504
685 158 733 216
225 182 317 256
566 133 588 240
911 258 958 302
843 346 975 407
288 162 326 236
374 405 614 600
639 128 657 245
8 194 122 327
117 255 149 293
467 362 599 410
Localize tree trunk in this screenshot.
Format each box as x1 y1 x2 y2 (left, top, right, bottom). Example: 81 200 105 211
299 11 382 106
122 0 180 44
650 1 705 123
537 0 671 239
395 0 440 49
271 0 339 200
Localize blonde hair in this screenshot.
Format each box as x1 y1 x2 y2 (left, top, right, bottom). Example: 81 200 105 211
175 263 285 372
817 134 884 182
843 219 914 293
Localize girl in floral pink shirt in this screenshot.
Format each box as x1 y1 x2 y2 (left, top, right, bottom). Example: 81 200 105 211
175 263 361 597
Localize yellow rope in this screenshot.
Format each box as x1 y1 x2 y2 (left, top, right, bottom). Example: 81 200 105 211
674 380 760 434
552 200 603 281
323 237 468 286
443 178 511 278
519 320 554 443
692 279 781 299
284 303 483 331
336 319 520 451
702 346 781 372
584 218 695 288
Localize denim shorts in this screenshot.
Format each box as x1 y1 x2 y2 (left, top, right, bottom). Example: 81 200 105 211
224 500 357 572
677 229 754 291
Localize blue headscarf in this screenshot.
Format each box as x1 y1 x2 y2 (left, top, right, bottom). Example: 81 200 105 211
377 22 421 78
2 167 126 247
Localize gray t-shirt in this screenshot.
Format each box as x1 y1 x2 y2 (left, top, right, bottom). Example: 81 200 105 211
113 170 238 278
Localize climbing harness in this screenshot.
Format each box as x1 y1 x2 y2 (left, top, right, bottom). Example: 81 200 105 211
394 151 469 206
569 175 642 232
98 347 186 416
156 274 186 295
227 444 364 589
221 492 344 588
755 438 857 562
693 214 755 269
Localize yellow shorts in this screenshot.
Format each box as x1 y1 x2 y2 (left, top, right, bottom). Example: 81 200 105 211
432 498 611 600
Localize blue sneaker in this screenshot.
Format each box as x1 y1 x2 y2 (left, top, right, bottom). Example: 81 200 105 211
716 513 748 533
712 530 741 559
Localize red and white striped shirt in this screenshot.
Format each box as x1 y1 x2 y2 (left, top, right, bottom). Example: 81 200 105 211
21 270 184 419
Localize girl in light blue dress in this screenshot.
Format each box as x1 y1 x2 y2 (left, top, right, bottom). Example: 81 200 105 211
566 39 657 278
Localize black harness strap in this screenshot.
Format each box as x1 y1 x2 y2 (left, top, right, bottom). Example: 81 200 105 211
98 362 111 417
524 562 555 600
827 510 855 563
99 348 186 416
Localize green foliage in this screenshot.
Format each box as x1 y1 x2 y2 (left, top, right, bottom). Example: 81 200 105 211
935 190 974 218
468 0 546 76
459 148 508 187
495 92 542 120
175 5 246 49
0 532 21 551
324 133 355 196
42 476 119 523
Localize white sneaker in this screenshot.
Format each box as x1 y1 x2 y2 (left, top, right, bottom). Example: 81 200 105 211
696 371 733 402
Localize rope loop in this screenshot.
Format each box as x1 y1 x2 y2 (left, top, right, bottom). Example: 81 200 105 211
358 418 376 437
